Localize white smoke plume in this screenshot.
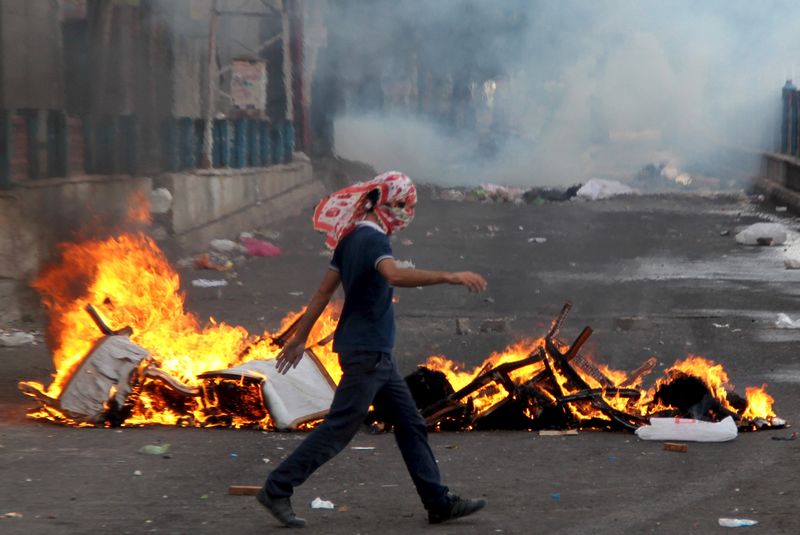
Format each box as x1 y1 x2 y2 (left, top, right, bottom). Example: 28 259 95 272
324 0 800 187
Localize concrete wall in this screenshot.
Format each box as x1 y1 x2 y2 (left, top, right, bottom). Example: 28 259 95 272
157 158 322 250
0 159 322 321
756 153 800 211
0 175 154 281
0 0 64 110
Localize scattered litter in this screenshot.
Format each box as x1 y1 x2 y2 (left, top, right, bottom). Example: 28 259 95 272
230 453 238 460
662 442 688 453
229 485 260 496
288 291 304 297
487 224 501 233
550 493 561 500
771 432 797 441
734 223 787 246
395 259 416 269
310 497 335 510
776 206 788 212
712 323 730 329
139 444 171 455
200 494 209 500
775 313 800 329
539 429 578 436
477 184 525 204
635 416 738 442
455 318 472 335
351 446 375 451
484 297 495 304
191 279 228 288
401 239 414 246
575 178 637 200
719 229 730 236
194 253 233 271
785 254 800 269
0 332 35 347
210 239 246 255
262 458 270 463
608 455 617 461
528 237 547 244
133 470 142 476
241 237 282 257
718 518 758 528
2 512 23 518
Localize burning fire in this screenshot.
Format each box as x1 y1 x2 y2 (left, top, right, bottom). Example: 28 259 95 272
20 229 780 431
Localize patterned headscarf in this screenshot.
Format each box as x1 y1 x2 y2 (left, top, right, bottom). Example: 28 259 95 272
312 171 417 249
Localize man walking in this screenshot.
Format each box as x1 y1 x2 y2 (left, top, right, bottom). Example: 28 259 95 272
257 172 488 527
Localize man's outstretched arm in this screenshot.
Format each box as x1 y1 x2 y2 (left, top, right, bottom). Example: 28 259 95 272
275 269 341 374
377 258 487 292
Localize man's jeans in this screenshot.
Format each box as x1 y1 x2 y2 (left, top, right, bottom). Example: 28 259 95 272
265 351 450 510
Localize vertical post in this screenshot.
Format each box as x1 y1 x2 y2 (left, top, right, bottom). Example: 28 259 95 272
247 119 259 167
282 0 294 126
781 81 794 154
201 0 218 169
260 120 270 166
0 110 10 189
793 89 799 156
22 109 40 179
233 118 246 168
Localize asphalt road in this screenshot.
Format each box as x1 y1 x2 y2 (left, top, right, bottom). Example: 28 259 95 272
1 191 799 534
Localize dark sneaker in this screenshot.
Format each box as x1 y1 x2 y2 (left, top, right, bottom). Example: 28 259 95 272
256 487 307 528
428 493 487 524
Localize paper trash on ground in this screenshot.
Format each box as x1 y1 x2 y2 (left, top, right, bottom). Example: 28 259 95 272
200 352 336 430
775 313 800 329
575 178 637 200
310 497 335 509
734 223 788 246
635 415 738 442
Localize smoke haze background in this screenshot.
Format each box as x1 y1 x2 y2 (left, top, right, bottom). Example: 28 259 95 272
324 0 800 187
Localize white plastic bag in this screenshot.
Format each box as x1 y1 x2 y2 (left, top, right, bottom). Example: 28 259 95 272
734 223 787 246
575 178 637 200
635 416 738 442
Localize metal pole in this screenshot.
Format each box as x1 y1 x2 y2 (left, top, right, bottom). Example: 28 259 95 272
201 0 219 169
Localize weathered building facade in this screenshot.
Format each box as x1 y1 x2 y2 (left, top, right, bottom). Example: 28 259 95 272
0 0 323 321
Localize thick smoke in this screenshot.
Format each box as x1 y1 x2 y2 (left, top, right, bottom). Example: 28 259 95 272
324 0 800 187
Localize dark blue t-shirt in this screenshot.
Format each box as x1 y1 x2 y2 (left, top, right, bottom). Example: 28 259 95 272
329 223 395 354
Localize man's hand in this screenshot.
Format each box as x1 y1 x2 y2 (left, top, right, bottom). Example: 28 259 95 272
275 338 306 374
447 271 488 293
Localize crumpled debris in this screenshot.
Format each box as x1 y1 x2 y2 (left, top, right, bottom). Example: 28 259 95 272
210 239 247 255
395 259 415 269
734 223 788 246
0 331 36 347
139 444 171 455
192 279 228 288
576 178 637 200
478 183 526 204
784 254 800 269
775 313 800 329
241 237 282 257
194 252 234 271
310 497 335 509
718 518 758 528
2 512 23 518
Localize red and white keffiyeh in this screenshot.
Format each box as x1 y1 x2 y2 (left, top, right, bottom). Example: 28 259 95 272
312 171 417 249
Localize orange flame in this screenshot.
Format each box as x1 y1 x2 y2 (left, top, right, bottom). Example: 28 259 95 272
22 232 779 429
